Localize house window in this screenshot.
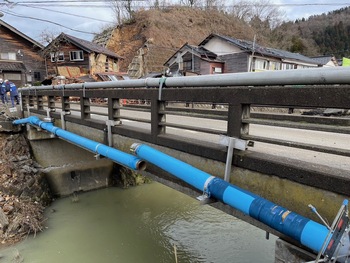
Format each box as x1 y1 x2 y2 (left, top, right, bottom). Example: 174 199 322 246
212 67 222 74
0 52 16 60
282 63 294 70
269 61 281 70
70 50 84 61
50 52 64 62
4 73 21 80
34 72 41 81
254 59 269 71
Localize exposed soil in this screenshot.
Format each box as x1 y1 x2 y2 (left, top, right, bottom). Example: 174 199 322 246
106 7 262 73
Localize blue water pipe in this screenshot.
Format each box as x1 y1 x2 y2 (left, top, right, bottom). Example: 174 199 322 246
13 116 146 171
130 143 347 256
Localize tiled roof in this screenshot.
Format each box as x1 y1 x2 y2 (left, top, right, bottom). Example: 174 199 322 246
164 43 220 66
186 44 218 60
62 33 122 59
311 56 335 65
0 61 26 71
201 34 321 65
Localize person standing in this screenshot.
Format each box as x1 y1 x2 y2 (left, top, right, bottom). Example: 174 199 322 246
0 78 9 105
4 80 19 107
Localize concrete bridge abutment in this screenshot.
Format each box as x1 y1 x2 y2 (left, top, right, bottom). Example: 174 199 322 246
24 122 114 196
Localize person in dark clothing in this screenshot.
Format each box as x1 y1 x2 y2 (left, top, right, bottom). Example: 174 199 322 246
4 80 19 107
0 78 9 104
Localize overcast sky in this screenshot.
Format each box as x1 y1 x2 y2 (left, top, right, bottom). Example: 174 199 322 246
0 1 349 43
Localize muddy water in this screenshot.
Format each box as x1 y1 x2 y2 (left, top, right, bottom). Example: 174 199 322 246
1 182 277 263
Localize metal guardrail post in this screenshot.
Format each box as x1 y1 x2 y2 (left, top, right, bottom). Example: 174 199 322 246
220 135 247 182
105 120 121 146
26 103 30 116
60 111 71 130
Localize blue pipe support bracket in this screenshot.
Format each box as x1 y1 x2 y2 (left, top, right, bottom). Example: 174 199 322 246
13 116 146 171
131 143 331 254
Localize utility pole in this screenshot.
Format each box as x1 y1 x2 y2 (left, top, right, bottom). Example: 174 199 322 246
249 34 256 72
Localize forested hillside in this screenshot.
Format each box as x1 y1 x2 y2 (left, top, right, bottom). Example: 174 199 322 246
270 7 350 58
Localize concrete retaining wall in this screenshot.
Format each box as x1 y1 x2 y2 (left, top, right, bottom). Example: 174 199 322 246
25 122 114 197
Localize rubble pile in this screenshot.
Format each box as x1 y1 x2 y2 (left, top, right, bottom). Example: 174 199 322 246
0 133 51 246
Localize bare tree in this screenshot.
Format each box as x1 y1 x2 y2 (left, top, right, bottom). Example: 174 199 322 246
108 0 147 24
148 0 171 9
230 0 253 20
39 30 63 76
179 0 198 7
230 0 285 28
203 0 221 9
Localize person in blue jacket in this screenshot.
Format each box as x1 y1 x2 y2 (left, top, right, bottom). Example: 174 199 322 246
0 78 9 105
4 80 19 107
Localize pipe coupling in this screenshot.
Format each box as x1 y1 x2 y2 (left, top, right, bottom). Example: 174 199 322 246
130 143 142 154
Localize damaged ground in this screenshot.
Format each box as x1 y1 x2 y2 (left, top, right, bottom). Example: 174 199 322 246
0 108 52 248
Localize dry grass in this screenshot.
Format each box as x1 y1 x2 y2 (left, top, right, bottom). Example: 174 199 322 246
108 7 260 72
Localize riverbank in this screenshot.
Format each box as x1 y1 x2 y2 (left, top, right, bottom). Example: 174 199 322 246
0 132 52 247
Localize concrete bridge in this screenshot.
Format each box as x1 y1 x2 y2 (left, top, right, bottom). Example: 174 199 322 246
7 68 350 262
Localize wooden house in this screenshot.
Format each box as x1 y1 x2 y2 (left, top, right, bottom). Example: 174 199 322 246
0 19 45 87
44 33 123 81
163 43 224 76
311 56 338 67
165 33 323 76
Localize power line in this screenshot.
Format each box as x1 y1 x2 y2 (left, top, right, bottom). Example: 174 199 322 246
2 1 350 7
1 9 96 35
20 4 115 23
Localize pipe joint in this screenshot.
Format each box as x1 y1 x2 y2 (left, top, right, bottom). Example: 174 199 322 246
203 176 215 197
130 143 142 154
196 176 216 205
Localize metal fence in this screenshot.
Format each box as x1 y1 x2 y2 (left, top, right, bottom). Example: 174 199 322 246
19 68 350 173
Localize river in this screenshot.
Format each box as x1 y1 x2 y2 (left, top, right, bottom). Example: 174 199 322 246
0 182 277 263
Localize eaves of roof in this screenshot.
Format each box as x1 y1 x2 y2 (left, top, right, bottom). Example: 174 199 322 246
164 43 219 66
0 20 44 49
62 33 123 60
0 61 26 71
201 33 322 66
310 56 334 65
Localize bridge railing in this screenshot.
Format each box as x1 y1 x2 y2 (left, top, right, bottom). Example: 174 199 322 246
19 68 350 194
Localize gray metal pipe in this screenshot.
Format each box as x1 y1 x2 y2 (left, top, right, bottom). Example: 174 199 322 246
21 67 350 91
